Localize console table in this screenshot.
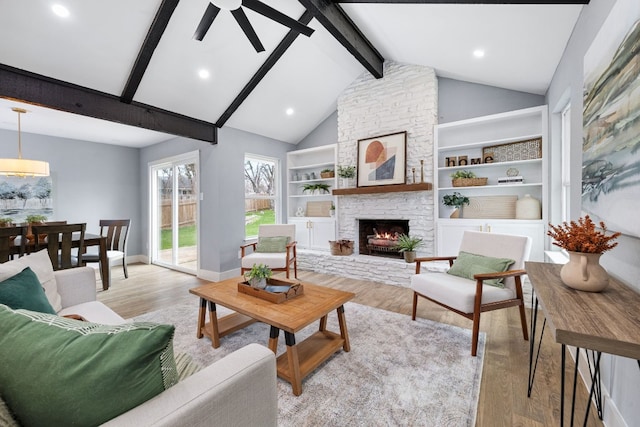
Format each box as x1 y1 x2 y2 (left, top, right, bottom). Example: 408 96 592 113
525 261 640 426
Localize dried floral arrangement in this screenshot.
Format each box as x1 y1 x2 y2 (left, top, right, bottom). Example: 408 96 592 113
547 215 621 253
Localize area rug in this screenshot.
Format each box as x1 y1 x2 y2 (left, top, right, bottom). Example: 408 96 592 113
133 301 485 426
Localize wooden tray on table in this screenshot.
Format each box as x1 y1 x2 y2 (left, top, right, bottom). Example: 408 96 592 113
238 277 304 303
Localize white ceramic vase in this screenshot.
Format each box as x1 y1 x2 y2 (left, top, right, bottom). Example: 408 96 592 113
560 251 609 292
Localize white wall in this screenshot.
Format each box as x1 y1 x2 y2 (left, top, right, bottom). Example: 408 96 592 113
546 0 640 425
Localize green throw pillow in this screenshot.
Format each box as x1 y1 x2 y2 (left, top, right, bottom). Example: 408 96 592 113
0 305 178 427
446 251 515 288
0 267 56 314
255 235 290 253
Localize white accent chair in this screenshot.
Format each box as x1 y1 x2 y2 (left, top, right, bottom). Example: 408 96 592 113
241 224 297 278
411 231 531 356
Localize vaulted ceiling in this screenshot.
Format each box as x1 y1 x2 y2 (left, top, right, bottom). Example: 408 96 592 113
0 1 586 147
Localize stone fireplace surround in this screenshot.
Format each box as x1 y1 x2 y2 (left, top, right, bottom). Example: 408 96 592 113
298 61 437 287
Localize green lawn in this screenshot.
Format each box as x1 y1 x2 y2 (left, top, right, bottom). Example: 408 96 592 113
160 210 275 249
245 209 275 237
160 224 196 249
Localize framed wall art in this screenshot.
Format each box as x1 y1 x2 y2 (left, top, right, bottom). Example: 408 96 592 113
357 131 407 187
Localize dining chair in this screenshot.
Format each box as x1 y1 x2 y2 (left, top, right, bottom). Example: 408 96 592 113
83 219 131 279
0 225 27 263
410 230 531 356
240 224 297 279
32 223 86 270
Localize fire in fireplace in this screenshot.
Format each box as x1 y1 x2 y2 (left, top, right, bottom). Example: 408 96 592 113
358 219 409 258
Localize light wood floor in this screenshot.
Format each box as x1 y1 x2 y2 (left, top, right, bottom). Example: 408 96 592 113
98 264 603 426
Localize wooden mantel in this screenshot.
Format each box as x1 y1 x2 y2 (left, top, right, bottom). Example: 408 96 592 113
332 182 432 196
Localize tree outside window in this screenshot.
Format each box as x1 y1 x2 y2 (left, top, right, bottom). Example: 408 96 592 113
245 155 279 238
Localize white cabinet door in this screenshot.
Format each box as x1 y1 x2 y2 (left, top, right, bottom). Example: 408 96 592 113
308 219 336 251
289 218 335 250
289 219 310 248
437 220 545 261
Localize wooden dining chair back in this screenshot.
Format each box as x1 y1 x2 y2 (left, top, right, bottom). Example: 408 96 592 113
32 223 86 270
0 225 27 263
83 219 131 279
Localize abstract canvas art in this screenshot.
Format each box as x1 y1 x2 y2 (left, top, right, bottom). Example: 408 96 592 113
0 176 53 223
583 0 640 237
357 131 406 187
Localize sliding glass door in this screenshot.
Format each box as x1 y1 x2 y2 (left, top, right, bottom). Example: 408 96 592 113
150 151 199 273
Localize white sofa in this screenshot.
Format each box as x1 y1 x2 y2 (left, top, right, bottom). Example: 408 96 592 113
55 267 278 426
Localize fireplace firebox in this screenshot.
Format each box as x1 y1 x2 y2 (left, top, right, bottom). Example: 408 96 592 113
358 219 410 258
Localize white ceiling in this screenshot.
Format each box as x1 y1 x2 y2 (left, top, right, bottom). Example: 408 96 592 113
0 1 583 147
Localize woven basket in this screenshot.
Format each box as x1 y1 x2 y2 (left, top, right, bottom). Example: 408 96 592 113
320 171 335 178
452 177 488 187
329 240 354 256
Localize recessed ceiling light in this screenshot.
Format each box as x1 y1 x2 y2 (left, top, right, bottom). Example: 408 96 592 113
198 69 210 79
52 4 70 18
473 49 485 58
286 108 294 116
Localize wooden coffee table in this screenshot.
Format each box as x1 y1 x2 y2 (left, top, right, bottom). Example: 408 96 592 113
189 277 355 395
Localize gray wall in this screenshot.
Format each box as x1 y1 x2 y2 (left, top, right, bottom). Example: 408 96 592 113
0 128 142 255
297 79 545 152
546 1 639 425
438 77 545 123
139 126 292 275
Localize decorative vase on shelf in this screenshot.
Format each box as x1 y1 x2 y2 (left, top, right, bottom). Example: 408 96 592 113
560 251 609 292
341 178 354 188
516 194 541 219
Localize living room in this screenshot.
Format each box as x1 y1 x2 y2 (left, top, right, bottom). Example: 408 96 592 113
1 0 639 425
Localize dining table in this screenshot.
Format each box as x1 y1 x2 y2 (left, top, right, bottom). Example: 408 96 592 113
14 231 111 290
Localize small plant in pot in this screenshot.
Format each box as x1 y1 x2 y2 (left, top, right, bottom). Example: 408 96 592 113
0 218 13 227
395 234 423 263
320 168 335 178
442 192 470 218
25 214 48 243
244 263 272 289
337 165 356 188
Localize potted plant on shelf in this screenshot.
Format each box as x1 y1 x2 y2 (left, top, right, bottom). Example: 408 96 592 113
394 234 423 263
302 183 331 194
450 170 487 187
337 165 356 188
329 203 335 217
442 192 470 218
244 263 272 289
547 215 620 292
320 168 335 178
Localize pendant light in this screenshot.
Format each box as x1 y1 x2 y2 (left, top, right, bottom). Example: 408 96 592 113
0 107 50 177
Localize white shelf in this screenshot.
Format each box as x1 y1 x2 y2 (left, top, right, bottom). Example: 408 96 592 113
289 161 334 171
434 105 549 261
439 182 542 191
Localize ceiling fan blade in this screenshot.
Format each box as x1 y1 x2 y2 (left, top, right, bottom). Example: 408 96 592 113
193 3 221 41
231 7 265 52
242 0 314 37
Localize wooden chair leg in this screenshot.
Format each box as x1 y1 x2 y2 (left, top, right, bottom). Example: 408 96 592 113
471 311 481 356
411 292 418 320
123 258 128 279
518 303 529 341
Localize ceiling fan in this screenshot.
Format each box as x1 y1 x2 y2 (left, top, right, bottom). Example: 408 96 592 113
193 0 314 52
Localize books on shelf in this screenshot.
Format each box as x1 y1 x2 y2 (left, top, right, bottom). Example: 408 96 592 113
497 176 524 185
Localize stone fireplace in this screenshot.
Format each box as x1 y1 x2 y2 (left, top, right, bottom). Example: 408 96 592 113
297 61 438 287
358 219 409 258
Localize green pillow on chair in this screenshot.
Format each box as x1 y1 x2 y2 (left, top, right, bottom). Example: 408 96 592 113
446 251 515 288
0 267 57 314
255 236 290 252
0 305 178 427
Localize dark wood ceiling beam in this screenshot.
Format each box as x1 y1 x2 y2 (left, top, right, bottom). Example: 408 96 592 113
299 0 384 78
121 0 180 104
0 64 217 143
216 10 314 127
335 1 589 4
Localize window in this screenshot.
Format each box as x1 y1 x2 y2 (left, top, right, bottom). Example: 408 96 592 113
244 154 279 239
561 103 571 222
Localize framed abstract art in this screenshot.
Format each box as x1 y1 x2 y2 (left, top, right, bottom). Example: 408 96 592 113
357 131 407 187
